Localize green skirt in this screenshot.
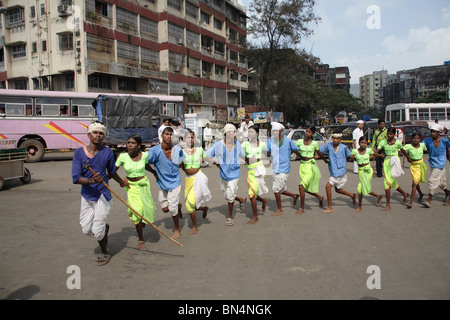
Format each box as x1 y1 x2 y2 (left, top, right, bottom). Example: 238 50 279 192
299 159 321 194
125 176 156 225
357 164 373 195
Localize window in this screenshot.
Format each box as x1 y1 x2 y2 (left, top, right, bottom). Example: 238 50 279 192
12 44 27 59
6 8 25 27
88 74 111 90
117 41 138 60
213 18 222 30
118 77 137 91
86 34 113 54
30 6 36 18
140 17 158 42
162 103 175 116
409 108 418 121
95 1 108 16
417 108 430 121
59 33 73 51
420 127 431 139
168 0 182 11
141 47 159 64
42 40 47 52
40 4 46 15
116 7 137 32
200 12 210 24
185 2 198 19
66 75 74 89
32 42 37 54
430 108 446 120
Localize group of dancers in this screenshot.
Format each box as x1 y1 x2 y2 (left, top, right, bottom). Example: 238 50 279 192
72 120 450 266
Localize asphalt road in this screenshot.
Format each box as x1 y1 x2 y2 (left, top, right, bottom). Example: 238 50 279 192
0 151 449 301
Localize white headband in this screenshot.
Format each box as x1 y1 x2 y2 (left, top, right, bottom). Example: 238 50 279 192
88 122 107 134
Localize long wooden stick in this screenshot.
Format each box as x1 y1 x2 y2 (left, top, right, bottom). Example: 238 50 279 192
86 165 182 247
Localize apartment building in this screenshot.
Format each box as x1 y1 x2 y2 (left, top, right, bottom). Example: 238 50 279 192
0 0 249 121
315 64 350 93
359 70 388 110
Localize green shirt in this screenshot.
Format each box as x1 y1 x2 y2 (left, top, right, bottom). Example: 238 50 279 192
115 151 148 178
295 139 319 158
242 141 267 169
403 143 427 160
182 147 206 169
351 148 374 165
377 139 403 157
372 128 387 150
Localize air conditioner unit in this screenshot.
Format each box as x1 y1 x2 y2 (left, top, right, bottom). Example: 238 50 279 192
57 4 72 15
177 38 184 45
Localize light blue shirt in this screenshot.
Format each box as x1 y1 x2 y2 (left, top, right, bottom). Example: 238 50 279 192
267 137 298 174
423 137 450 169
147 145 184 191
320 143 351 178
206 140 245 181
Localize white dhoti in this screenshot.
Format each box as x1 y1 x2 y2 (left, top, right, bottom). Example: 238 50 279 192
159 185 181 216
191 170 212 209
272 173 289 193
220 178 239 203
329 174 348 189
80 194 112 241
428 167 447 195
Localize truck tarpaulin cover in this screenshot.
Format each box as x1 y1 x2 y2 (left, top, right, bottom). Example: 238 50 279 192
93 95 160 144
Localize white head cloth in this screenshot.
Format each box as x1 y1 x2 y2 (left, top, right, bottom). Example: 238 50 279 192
357 120 364 125
331 133 343 138
271 122 285 131
430 123 443 132
88 122 107 134
224 123 236 133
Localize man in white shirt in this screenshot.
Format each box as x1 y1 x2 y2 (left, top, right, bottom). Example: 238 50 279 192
203 122 213 150
352 120 365 173
238 115 254 142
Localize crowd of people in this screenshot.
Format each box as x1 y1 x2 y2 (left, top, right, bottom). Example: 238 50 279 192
72 120 450 266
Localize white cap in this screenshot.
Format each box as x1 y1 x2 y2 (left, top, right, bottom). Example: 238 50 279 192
430 123 443 132
271 122 285 131
357 120 364 124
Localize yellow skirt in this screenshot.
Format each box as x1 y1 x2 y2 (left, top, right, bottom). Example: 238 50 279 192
410 159 426 185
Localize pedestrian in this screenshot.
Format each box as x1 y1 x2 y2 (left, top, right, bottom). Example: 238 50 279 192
203 122 213 150
238 114 254 142
148 126 185 239
352 120 365 173
402 133 427 208
267 122 300 216
115 134 157 250
422 123 450 207
71 121 128 266
374 127 409 211
242 125 269 224
205 123 246 226
158 118 170 144
319 133 356 214
181 129 211 235
350 136 383 212
295 125 328 214
372 119 387 177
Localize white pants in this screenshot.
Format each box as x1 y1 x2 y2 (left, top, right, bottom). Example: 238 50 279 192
272 173 289 193
159 185 181 216
80 195 112 241
428 167 447 195
220 178 239 203
329 174 348 189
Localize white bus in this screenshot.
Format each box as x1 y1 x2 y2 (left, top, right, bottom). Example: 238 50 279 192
385 103 450 129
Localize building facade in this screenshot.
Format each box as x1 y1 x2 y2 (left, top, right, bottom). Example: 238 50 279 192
0 0 250 122
315 64 351 93
359 70 388 110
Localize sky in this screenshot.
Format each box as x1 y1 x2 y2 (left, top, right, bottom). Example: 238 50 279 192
239 0 450 84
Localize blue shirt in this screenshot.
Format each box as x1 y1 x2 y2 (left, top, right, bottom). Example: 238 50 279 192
72 145 117 201
206 140 245 181
267 137 298 174
423 137 450 169
147 145 184 191
320 143 351 178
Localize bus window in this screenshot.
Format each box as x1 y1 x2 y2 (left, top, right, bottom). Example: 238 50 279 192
430 108 446 121
162 103 174 116
60 105 69 116
78 105 95 117
0 104 5 114
5 104 25 116
26 104 32 116
391 110 401 122
409 108 418 121
40 105 60 116
71 105 79 116
36 105 42 116
418 108 430 121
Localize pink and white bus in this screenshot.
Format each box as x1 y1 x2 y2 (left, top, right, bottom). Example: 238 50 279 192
0 89 184 162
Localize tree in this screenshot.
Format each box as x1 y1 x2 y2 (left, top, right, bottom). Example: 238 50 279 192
246 0 320 110
415 91 448 103
314 86 363 123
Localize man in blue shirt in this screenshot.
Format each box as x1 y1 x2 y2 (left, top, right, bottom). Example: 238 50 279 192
206 123 246 226
267 122 301 216
422 124 450 207
72 121 127 266
148 126 185 239
319 134 356 213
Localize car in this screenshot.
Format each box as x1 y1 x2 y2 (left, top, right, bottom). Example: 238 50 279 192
393 125 431 144
285 129 329 161
325 121 392 148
